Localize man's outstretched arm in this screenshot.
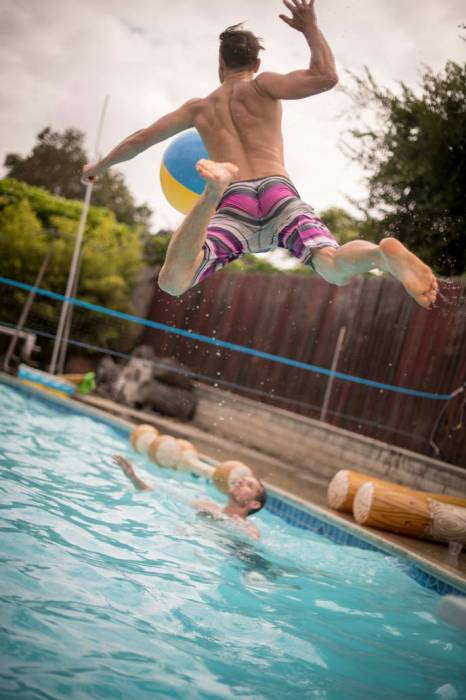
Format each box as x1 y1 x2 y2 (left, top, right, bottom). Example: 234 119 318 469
113 454 153 491
82 98 200 183
256 0 338 100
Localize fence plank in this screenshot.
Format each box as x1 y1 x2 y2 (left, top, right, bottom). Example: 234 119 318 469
143 271 466 466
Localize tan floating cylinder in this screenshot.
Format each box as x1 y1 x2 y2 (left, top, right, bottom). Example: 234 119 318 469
353 483 431 536
177 439 195 453
328 469 466 514
130 424 159 455
212 460 253 494
174 440 200 472
425 501 466 545
148 435 182 469
353 482 466 543
182 456 214 480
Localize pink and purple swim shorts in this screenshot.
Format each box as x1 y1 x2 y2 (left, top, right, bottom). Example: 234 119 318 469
190 175 339 288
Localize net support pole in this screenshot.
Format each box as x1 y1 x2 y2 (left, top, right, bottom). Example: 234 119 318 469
49 94 110 374
3 244 54 372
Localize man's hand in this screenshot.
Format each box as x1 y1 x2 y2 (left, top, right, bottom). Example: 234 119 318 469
113 454 152 491
113 454 135 478
81 160 103 185
279 0 317 33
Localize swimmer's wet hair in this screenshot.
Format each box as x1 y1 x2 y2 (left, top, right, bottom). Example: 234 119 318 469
248 481 267 515
219 23 264 70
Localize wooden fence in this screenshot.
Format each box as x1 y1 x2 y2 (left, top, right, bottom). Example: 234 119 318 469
142 271 466 467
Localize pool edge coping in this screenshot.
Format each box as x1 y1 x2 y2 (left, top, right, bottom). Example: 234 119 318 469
2 372 465 596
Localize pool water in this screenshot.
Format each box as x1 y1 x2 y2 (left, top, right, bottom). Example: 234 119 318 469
0 382 465 700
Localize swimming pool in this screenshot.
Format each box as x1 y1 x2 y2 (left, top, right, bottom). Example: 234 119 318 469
0 380 465 699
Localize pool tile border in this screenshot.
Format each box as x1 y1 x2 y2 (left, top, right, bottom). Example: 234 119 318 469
2 374 465 598
264 494 465 597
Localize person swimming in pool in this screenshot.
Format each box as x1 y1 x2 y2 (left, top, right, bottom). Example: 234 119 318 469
82 0 437 309
113 455 266 540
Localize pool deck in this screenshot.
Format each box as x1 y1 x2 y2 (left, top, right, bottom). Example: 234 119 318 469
75 393 466 589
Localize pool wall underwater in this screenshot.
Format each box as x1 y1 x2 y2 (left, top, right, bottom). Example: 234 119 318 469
1 374 465 598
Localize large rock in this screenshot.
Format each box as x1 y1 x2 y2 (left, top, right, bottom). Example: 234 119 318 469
113 357 154 404
132 345 194 390
95 356 121 399
138 380 196 420
95 347 197 420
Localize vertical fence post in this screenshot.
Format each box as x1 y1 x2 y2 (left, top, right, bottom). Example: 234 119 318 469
320 325 346 422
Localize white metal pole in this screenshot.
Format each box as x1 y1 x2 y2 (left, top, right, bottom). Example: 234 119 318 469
49 95 110 374
3 245 54 372
320 325 346 422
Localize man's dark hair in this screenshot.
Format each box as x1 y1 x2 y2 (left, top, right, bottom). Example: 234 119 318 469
248 481 267 515
219 23 264 70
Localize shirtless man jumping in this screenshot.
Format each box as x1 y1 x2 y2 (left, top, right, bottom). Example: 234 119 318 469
82 0 438 308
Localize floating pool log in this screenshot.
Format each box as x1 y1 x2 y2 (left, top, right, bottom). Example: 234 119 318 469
353 482 466 544
212 461 253 494
183 457 214 480
426 500 466 544
148 435 182 469
130 424 159 455
353 483 430 537
327 469 466 514
174 439 199 472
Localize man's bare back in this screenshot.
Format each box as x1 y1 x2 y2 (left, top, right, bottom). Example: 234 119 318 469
191 78 286 181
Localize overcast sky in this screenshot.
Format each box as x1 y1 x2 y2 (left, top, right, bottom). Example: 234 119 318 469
1 0 465 238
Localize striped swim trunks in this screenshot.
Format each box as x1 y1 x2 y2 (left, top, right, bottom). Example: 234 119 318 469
189 175 339 288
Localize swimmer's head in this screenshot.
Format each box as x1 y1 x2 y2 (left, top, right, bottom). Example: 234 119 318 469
229 475 267 515
218 23 264 82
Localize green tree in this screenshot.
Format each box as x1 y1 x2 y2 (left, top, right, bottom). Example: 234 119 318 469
319 206 362 245
142 229 171 266
341 61 466 275
142 229 283 273
227 254 281 273
4 127 152 228
0 179 144 350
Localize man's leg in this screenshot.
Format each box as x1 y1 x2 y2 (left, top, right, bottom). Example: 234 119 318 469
312 238 438 308
158 159 238 297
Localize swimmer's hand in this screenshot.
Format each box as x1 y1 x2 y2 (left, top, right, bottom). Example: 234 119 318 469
279 0 317 33
113 454 152 491
81 160 103 185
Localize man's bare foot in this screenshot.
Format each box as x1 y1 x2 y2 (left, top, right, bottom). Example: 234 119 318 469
196 159 239 197
379 238 438 308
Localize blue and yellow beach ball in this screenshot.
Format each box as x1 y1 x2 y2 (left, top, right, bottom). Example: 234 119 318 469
160 130 208 214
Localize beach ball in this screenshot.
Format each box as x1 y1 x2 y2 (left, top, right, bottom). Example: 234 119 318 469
160 129 208 214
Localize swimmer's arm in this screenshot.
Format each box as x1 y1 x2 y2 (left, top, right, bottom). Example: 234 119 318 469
243 522 261 540
192 499 222 515
257 2 338 100
82 99 200 182
112 455 152 492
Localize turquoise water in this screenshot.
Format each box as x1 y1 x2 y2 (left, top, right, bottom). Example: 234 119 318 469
0 382 465 700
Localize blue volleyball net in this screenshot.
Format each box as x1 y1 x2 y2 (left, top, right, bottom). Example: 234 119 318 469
1 272 464 462
0 275 452 401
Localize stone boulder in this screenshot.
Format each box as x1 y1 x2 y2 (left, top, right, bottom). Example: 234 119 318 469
94 346 197 420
